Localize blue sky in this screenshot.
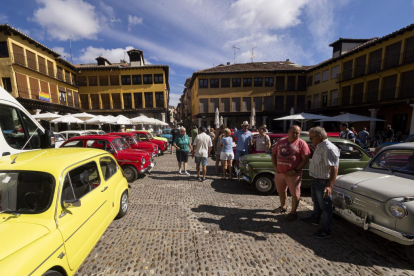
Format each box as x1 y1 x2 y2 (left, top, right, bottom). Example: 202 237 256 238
1 0 413 106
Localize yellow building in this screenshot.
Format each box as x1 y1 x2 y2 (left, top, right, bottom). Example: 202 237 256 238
76 49 170 121
184 23 414 136
0 24 80 117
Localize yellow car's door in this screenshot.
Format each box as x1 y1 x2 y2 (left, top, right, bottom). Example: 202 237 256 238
57 160 111 271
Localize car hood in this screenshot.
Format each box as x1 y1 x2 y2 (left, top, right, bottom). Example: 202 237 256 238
119 149 150 159
335 171 414 202
242 153 271 162
0 221 49 261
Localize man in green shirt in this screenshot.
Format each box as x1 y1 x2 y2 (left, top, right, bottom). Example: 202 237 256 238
191 125 198 143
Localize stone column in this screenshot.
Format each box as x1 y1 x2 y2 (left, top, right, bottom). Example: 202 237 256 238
198 118 202 128
262 116 267 127
410 105 414 135
224 117 228 126
369 109 378 139
161 113 166 122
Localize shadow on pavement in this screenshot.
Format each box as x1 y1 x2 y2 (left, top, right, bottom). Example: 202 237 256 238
191 204 413 270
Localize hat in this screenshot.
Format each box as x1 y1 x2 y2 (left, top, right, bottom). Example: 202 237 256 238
120 125 125 128
241 121 249 126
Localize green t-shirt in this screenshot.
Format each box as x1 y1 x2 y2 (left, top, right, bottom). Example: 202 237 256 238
174 134 190 152
191 129 198 142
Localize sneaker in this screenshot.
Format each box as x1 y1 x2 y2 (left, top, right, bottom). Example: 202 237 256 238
313 229 331 239
284 213 298 222
177 170 182 175
184 171 190 176
271 206 287 214
300 216 319 225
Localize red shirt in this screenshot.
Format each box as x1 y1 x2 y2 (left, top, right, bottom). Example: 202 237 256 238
272 138 311 173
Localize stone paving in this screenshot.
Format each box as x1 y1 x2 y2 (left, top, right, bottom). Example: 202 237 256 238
76 153 414 276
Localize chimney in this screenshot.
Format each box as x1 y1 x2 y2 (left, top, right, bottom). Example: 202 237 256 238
286 59 290 62
226 62 230 65
127 49 145 67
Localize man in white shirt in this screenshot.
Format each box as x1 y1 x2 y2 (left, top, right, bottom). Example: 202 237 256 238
147 125 154 133
192 126 213 182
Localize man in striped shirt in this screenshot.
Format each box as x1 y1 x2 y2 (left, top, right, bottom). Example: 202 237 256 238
300 126 340 238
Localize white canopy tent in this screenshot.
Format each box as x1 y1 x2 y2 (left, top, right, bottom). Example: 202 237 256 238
72 112 96 130
51 115 84 130
130 115 154 125
214 108 219 128
274 112 330 128
316 113 385 123
85 115 109 125
107 115 131 125
33 112 61 130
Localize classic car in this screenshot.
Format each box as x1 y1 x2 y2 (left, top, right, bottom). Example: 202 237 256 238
0 148 129 276
133 130 169 144
161 128 172 143
132 131 168 154
87 129 106 135
238 137 371 195
54 132 66 148
107 132 159 157
59 130 92 140
61 135 154 182
374 134 414 154
332 143 414 265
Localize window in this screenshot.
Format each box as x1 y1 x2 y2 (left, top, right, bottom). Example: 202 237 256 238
330 90 338 107
0 42 9 58
384 41 402 69
275 96 284 111
121 75 131 85
57 67 63 81
297 76 306 90
99 76 109 86
90 94 100 109
123 93 132 109
38 56 46 74
21 111 41 149
369 49 383 74
78 76 87 86
61 162 101 203
88 76 98 86
80 94 89 109
145 92 153 108
0 106 32 149
2 78 12 92
112 93 122 109
265 77 274 87
47 60 54 77
342 60 353 80
243 78 252 87
134 93 143 108
286 95 294 110
65 71 71 84
331 66 339 79
72 74 76 86
100 157 118 181
322 92 328 108
335 143 362 160
221 78 230 88
322 70 329 82
314 73 321 84
66 88 73 107
101 94 111 109
220 98 230 112
276 76 285 91
264 96 273 110
143 74 153 84
210 79 219 88
355 55 367 78
12 44 25 65
110 75 119 86
209 98 219 113
242 97 251 111
26 50 36 70
199 99 208 113
307 75 313 87
155 92 164 107
253 97 262 111
154 74 163 84
29 77 40 100
232 78 241 87
132 75 142 85
342 86 351 106
287 76 295 91
199 79 208 88
73 91 79 108
231 98 240 112
254 77 263 87
59 86 66 104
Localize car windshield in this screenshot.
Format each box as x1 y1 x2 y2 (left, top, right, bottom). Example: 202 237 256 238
112 138 130 151
133 134 142 142
147 133 154 139
162 130 171 134
0 171 54 214
370 149 414 175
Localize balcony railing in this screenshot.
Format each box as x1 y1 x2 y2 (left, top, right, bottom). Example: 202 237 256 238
338 49 414 82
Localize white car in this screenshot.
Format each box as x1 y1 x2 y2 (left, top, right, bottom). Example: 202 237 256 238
53 132 66 148
88 129 106 135
59 130 92 140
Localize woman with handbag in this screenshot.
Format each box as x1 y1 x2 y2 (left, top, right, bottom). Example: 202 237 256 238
252 126 271 154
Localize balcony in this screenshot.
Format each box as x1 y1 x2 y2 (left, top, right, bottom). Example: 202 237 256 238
337 49 414 82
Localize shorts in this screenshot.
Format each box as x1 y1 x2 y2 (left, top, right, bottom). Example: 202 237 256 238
195 156 208 166
235 150 247 161
274 172 302 197
220 152 234 160
176 150 189 163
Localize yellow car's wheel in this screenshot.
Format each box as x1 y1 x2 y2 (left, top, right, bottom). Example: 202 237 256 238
116 190 129 219
43 270 63 276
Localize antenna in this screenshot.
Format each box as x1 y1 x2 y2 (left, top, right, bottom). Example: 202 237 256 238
11 127 39 164
69 35 73 63
232 45 240 64
251 47 257 63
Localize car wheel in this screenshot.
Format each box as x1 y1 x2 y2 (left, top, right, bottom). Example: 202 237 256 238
122 165 138 182
406 245 414 266
116 190 129 219
253 174 276 196
43 271 63 276
158 147 162 155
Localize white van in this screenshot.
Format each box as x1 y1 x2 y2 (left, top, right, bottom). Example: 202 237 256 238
0 87 55 156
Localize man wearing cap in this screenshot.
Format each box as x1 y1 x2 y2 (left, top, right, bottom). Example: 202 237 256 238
119 125 126 132
234 121 252 169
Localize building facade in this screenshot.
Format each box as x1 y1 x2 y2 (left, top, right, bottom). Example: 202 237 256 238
181 23 414 137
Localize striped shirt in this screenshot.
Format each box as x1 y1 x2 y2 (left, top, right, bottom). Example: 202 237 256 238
309 139 340 179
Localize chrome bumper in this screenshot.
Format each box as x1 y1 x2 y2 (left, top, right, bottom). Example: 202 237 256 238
147 162 155 172
333 206 414 242
139 167 148 174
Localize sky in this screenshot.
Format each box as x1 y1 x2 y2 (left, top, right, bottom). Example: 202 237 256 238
1 0 414 106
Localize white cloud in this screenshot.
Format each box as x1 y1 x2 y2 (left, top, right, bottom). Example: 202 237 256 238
0 13 8 23
76 46 134 64
224 0 309 31
15 27 31 36
128 15 143 31
169 93 182 106
99 1 121 24
33 0 101 41
52 46 70 59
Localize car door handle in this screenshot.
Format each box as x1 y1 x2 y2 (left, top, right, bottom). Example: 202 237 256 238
2 152 10 156
101 186 108 192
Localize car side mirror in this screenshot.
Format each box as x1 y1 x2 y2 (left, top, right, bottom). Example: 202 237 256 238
108 148 116 154
41 129 55 148
63 198 81 208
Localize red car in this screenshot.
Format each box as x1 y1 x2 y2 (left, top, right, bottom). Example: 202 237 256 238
108 132 159 157
61 135 154 182
132 131 168 155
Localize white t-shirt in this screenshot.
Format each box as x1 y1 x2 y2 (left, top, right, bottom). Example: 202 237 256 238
193 132 213 158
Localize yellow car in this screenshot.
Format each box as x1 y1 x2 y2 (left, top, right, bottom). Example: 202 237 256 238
138 130 168 143
0 148 129 276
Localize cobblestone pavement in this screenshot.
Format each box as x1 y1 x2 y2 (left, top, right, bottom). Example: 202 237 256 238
76 153 414 276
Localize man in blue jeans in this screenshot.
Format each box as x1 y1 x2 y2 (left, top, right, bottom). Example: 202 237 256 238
234 121 252 169
300 126 339 238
